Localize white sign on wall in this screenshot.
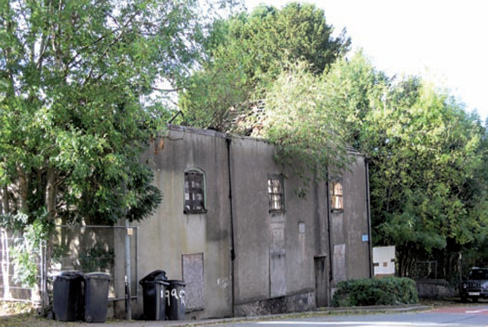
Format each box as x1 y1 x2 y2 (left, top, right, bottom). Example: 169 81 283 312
372 246 395 277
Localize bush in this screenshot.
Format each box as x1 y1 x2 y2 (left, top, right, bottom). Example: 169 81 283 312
331 277 419 307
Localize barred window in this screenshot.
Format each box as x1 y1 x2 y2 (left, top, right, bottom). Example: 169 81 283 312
268 175 284 212
184 170 207 214
329 181 343 211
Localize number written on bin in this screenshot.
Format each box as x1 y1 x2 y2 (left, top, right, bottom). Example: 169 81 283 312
166 289 186 306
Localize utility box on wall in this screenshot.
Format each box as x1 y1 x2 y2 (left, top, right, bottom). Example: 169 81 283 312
373 246 395 277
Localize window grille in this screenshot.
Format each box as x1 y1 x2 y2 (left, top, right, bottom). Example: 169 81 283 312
184 171 207 214
329 181 343 211
268 175 284 212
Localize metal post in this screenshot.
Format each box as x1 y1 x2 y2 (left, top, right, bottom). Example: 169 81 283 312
125 219 132 320
459 252 463 286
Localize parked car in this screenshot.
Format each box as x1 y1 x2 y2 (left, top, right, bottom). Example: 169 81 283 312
460 267 488 302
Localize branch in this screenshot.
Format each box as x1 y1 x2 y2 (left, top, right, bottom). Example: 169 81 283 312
83 10 142 87
151 86 184 93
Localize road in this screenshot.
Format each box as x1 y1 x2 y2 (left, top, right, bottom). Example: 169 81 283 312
4 303 488 326
201 305 488 327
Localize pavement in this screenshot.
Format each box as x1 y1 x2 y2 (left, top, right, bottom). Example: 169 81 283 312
92 304 432 327
0 303 432 326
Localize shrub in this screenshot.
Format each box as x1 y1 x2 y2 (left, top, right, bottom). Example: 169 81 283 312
331 277 419 307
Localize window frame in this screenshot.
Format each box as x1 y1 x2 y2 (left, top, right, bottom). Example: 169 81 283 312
184 169 208 214
268 174 285 213
329 180 344 212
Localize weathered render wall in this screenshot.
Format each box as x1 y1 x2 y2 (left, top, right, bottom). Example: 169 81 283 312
329 155 372 288
230 136 323 316
133 126 234 320
230 137 372 316
130 125 372 320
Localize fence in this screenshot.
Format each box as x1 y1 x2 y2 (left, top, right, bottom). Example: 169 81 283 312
0 225 139 316
0 229 45 304
413 260 438 279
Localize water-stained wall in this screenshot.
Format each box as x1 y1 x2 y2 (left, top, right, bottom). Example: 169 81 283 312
130 125 372 320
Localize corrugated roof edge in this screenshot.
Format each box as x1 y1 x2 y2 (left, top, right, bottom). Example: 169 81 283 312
167 124 269 144
167 124 364 157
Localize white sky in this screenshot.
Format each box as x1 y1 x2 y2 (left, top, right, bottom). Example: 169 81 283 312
244 0 488 121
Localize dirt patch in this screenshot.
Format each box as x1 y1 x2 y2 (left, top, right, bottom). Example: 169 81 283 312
0 302 35 316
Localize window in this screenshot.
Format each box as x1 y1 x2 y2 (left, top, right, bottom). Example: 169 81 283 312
268 175 284 212
184 170 207 214
329 181 343 211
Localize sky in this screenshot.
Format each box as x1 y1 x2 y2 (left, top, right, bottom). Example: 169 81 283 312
244 0 488 121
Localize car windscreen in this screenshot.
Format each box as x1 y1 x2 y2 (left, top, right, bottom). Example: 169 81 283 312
468 269 488 280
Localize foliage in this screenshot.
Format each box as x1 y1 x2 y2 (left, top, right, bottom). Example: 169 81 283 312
259 61 354 183
3 211 53 288
322 52 488 277
0 0 235 225
177 0 488 276
79 244 115 273
331 277 419 307
179 2 350 130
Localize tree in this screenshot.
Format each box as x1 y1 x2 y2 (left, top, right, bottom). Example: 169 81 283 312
178 2 350 130
0 0 234 227
322 53 488 278
369 92 488 278
257 61 354 186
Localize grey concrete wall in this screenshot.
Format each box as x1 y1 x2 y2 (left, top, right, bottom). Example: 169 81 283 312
329 155 372 286
134 126 233 320
342 156 371 280
132 125 372 319
230 136 325 314
415 279 456 298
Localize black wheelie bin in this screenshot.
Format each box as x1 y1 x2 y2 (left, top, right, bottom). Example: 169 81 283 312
84 272 112 323
139 270 169 320
52 271 84 321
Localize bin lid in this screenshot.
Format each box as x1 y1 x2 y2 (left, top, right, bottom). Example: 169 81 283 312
139 269 167 284
55 270 84 280
167 280 186 286
140 280 169 286
84 272 112 280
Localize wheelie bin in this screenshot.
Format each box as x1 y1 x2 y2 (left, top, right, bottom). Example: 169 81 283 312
52 271 84 321
139 270 169 320
166 280 186 320
84 272 112 323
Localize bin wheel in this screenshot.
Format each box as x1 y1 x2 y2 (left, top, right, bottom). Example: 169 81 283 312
85 315 93 323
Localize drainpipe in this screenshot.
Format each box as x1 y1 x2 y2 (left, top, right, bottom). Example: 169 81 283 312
365 157 373 278
125 218 132 320
226 137 236 317
325 169 333 300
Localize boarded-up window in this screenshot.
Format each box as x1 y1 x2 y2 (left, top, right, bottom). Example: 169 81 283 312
182 253 204 310
184 171 207 214
268 175 284 212
329 181 343 211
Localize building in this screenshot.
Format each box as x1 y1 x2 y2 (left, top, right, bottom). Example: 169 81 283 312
115 125 373 319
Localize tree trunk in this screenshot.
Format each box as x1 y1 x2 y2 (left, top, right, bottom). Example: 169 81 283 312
17 166 29 214
45 167 57 222
1 185 9 215
43 166 57 309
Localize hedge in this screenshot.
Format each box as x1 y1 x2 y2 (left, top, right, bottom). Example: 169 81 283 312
331 277 419 307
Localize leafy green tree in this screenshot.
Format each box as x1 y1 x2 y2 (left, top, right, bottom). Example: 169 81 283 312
322 53 488 277
0 0 234 226
257 61 353 186
179 2 350 130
